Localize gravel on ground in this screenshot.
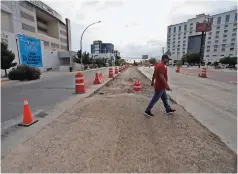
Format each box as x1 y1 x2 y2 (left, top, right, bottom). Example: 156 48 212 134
1 67 237 173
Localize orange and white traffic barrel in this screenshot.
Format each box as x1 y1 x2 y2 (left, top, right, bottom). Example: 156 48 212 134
199 67 207 78
133 80 142 92
109 67 114 78
75 73 86 93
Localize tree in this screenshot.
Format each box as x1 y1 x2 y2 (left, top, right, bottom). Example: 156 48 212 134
1 42 17 77
149 58 156 65
181 53 200 64
219 56 237 66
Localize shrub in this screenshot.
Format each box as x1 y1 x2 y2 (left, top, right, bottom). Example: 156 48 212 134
8 65 41 81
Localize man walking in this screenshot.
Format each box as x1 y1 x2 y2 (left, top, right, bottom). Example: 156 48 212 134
145 55 175 117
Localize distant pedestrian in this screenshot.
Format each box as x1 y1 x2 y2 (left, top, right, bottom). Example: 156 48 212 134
145 55 175 117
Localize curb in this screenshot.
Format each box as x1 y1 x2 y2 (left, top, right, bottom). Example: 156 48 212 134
136 67 177 104
1 68 124 158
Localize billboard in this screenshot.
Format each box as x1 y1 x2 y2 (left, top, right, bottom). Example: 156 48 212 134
196 18 213 32
142 55 148 59
18 34 43 67
187 34 204 54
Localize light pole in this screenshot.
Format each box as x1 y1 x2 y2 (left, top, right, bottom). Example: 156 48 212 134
80 21 101 69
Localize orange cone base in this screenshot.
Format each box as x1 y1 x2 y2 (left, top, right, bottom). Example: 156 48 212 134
18 119 39 127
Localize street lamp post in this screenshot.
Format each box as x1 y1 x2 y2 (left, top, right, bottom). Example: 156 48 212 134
80 21 101 69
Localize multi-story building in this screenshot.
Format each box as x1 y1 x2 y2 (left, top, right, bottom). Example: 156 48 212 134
91 40 114 54
167 10 237 64
114 50 120 57
1 0 73 72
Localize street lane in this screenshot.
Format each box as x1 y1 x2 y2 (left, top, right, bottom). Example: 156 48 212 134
1 68 109 124
139 66 237 152
180 67 237 83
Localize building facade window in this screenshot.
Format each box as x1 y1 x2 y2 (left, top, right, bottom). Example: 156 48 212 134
223 39 227 42
214 45 218 48
216 31 220 35
168 28 171 34
231 38 236 42
230 48 234 51
207 41 211 44
61 45 68 50
51 43 59 48
179 26 181 32
60 37 67 43
232 33 236 36
221 48 225 52
184 25 187 31
216 26 220 30
20 11 35 22
225 15 230 23
224 30 228 33
215 36 219 39
208 37 211 39
60 30 67 36
174 27 176 33
225 24 228 28
233 28 237 32
235 13 237 22
19 1 34 11
214 49 217 52
43 41 49 47
22 23 35 32
217 17 221 24
215 40 219 43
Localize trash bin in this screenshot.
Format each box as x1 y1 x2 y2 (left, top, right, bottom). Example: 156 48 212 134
69 67 72 72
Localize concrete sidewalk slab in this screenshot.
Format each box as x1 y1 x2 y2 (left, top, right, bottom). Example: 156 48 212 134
138 66 237 153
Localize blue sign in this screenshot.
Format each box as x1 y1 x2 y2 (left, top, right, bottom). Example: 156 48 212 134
18 34 43 67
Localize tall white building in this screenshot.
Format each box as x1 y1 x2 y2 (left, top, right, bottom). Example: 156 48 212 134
167 10 237 64
1 0 74 73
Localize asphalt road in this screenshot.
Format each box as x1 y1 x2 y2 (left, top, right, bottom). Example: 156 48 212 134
1 68 109 124
180 67 237 83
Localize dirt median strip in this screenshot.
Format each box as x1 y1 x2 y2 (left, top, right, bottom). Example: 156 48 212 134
1 67 236 173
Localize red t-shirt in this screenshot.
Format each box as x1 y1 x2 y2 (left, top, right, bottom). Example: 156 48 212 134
154 62 168 90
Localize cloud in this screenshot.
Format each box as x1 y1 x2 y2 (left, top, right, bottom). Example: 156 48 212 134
103 0 124 7
81 0 101 7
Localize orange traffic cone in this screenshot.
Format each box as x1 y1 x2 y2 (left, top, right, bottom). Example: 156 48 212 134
109 67 114 78
18 98 38 127
94 72 101 84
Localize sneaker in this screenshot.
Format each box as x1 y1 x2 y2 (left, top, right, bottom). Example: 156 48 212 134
166 109 176 114
144 110 154 117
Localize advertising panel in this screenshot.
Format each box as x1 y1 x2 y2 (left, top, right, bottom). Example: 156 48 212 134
18 34 43 67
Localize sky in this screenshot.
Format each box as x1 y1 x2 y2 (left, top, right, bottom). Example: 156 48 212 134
42 0 237 59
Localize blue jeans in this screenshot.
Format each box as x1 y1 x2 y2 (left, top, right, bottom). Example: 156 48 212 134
146 90 171 112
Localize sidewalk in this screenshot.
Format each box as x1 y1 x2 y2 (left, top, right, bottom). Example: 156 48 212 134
138 66 237 153
1 67 236 173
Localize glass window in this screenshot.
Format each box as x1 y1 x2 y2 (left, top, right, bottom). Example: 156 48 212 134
189 31 192 34
178 45 180 47
223 39 227 42
214 45 218 48
168 28 171 34
178 41 180 43
231 38 236 41
217 17 221 24
183 40 186 43
233 28 237 32
235 13 237 22
231 43 235 46
216 31 220 34
225 15 230 23
209 32 212 35
222 44 226 47
214 49 217 52
179 26 181 32
207 41 211 44
216 26 220 29
221 48 225 52
225 24 228 28
190 23 193 26
207 50 210 52
232 33 236 36
174 27 176 33
206 55 209 57
215 40 219 43
207 46 210 49
178 37 180 39
224 30 228 33
184 36 186 39
230 48 234 51
216 36 219 39
184 25 187 31
208 37 211 39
